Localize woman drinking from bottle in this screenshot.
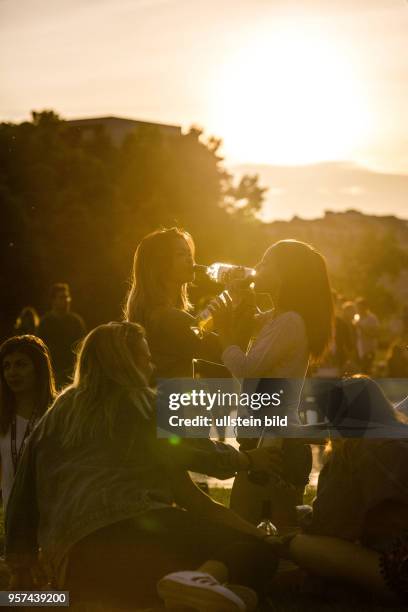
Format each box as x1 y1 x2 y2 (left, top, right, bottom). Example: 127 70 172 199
125 227 221 379
212 239 334 528
124 227 281 483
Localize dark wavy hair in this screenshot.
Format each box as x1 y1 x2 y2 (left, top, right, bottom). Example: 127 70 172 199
124 227 194 326
0 335 56 435
269 240 334 363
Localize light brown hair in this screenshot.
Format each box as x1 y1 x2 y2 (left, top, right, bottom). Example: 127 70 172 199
124 227 194 325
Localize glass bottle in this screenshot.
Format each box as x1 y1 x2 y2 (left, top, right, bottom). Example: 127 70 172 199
257 500 278 536
194 262 255 285
195 291 230 333
194 263 255 333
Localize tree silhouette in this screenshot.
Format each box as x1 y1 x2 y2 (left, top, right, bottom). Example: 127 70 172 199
0 111 267 337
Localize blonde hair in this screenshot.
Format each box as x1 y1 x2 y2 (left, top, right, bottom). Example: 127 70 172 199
53 322 154 448
124 227 194 325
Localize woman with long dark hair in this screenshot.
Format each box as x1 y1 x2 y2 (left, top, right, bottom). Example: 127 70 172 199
212 239 334 528
214 239 333 377
6 322 279 610
0 335 56 509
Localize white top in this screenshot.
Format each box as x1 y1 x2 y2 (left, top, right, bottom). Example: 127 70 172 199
222 311 310 425
222 310 309 379
0 415 29 510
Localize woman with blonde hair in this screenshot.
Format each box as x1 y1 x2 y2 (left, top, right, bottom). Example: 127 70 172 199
125 227 220 378
6 321 280 610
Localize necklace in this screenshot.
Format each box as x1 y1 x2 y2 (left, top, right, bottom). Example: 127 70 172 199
10 410 37 474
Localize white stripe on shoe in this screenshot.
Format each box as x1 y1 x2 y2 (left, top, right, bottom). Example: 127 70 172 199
157 571 247 612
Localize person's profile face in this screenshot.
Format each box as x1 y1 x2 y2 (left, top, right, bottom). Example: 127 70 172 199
254 247 281 298
53 289 71 313
169 237 195 284
2 351 36 396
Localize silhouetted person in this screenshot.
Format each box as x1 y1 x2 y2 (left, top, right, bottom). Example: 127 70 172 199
387 342 408 378
14 307 40 336
402 305 408 341
341 300 359 370
317 292 353 376
39 283 86 388
355 298 379 375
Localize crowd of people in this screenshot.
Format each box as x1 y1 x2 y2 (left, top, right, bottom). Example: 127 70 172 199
1 228 408 611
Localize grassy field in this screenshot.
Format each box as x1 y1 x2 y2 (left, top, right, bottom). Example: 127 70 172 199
209 484 317 507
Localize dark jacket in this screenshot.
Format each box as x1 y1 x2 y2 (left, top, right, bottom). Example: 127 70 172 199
5 389 242 585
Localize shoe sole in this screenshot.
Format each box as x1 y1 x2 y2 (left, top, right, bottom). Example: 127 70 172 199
157 578 244 612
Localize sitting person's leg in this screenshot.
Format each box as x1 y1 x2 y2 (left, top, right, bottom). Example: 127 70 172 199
154 507 278 611
269 531 407 603
64 507 278 609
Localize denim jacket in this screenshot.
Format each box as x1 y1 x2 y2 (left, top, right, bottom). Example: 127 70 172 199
5 390 241 585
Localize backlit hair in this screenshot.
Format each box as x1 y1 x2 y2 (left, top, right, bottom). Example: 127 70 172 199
268 239 334 363
124 227 194 325
52 322 154 448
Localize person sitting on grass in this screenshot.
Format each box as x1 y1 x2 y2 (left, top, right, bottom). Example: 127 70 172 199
267 376 408 605
5 322 281 611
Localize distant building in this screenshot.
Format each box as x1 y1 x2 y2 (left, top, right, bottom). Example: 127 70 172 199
66 115 182 145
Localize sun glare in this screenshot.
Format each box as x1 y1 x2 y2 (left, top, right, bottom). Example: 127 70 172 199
210 22 371 165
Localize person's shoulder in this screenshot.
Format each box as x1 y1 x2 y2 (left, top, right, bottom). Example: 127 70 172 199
395 395 408 416
66 311 86 329
152 306 195 326
38 312 56 333
359 439 408 473
39 311 55 323
67 311 84 322
275 310 306 332
36 388 73 434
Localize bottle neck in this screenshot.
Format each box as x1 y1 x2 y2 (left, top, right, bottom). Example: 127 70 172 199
193 264 208 274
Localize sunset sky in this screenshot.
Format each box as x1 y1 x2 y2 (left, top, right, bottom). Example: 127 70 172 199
1 0 407 217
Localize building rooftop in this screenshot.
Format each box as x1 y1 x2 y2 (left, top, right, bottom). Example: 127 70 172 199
66 115 182 144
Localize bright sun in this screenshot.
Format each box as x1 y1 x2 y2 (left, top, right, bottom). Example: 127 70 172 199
210 22 371 165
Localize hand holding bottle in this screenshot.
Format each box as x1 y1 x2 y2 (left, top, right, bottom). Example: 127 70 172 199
210 293 236 347
194 263 256 334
